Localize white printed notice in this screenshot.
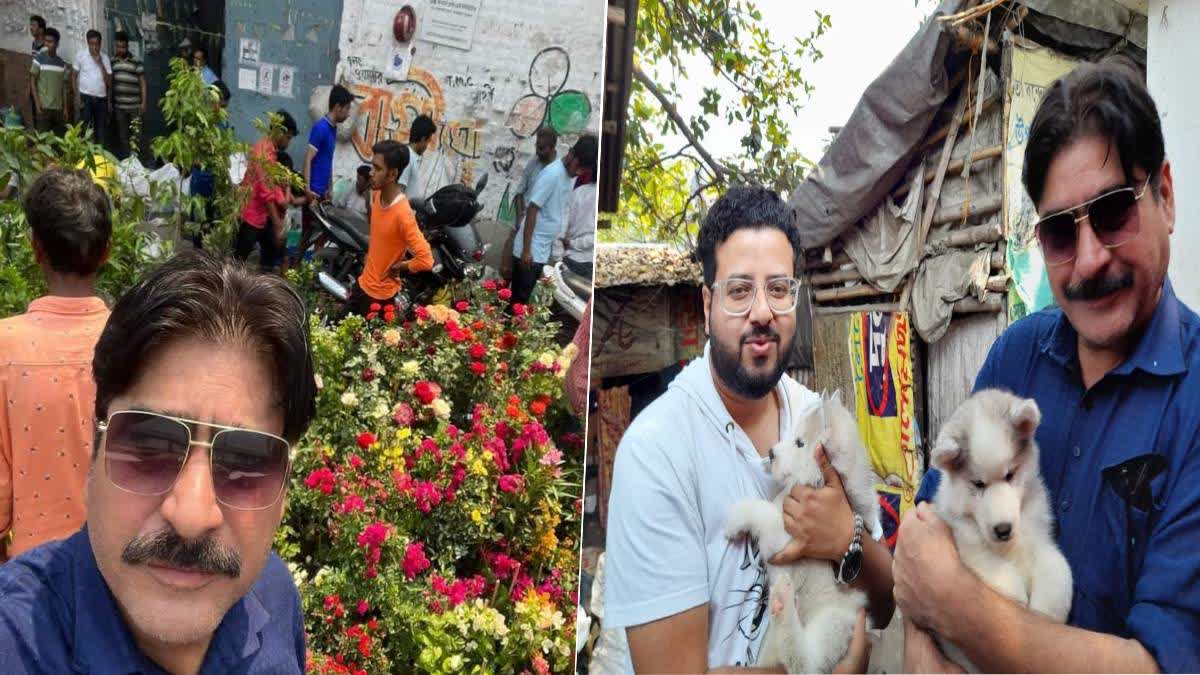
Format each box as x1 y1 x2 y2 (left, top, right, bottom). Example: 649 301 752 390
258 63 276 96
237 67 257 91
277 66 295 98
421 0 483 51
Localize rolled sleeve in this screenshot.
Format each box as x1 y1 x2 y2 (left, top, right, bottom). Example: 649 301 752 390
1124 444 1200 672
603 427 709 629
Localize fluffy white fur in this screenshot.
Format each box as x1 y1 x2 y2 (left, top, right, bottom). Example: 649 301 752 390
930 389 1073 672
724 392 881 673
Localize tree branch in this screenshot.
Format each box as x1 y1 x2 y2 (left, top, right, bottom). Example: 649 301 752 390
633 62 730 180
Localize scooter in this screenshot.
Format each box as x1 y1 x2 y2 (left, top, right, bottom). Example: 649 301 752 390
545 261 590 322
311 175 491 316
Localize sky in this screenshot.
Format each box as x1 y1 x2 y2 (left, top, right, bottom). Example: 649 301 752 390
656 0 939 168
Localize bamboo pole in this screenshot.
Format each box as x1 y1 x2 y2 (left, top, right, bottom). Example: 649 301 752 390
927 220 1004 251
919 94 1000 156
929 194 1003 229
953 293 1005 313
814 301 902 316
986 275 1009 293
814 283 894 303
809 267 864 286
894 144 1003 201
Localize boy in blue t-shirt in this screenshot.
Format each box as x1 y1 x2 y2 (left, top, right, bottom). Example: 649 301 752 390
300 84 352 258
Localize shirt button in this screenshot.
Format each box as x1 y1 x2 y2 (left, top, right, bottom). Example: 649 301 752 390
1072 446 1081 458
1060 499 1071 512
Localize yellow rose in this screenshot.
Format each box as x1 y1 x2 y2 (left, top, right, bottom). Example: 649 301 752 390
382 329 401 347
471 509 482 524
537 352 556 368
402 360 420 375
398 427 412 440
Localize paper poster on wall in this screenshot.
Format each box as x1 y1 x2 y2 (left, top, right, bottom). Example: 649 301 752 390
421 0 483 51
239 38 260 64
237 67 257 91
1004 41 1078 321
848 310 919 551
258 63 276 96
385 47 412 82
277 66 295 98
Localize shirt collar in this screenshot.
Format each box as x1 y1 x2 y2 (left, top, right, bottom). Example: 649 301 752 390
1040 278 1186 378
27 295 108 316
69 527 272 673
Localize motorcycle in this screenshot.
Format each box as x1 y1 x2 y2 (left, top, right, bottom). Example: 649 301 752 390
545 260 590 322
310 175 491 316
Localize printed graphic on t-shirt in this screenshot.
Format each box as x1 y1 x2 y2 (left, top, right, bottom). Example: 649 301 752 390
720 538 769 666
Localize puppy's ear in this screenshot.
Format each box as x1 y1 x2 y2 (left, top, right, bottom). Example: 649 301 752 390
1009 398 1041 441
931 434 966 473
830 389 844 408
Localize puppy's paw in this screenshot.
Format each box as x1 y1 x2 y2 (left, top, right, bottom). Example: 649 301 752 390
724 500 757 541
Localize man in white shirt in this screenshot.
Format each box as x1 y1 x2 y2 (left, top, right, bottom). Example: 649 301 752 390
604 187 894 672
72 30 112 148
399 114 454 211
560 134 598 278
333 165 372 220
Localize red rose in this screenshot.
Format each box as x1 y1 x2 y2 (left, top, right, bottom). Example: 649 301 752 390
472 320 486 331
482 279 498 291
498 288 513 300
529 400 547 417
362 368 375 382
414 381 442 405
455 300 469 312
449 329 468 343
471 361 486 375
500 332 518 350
470 343 487 359
369 303 382 312
366 312 378 321
356 432 376 449
415 306 430 320
513 303 527 317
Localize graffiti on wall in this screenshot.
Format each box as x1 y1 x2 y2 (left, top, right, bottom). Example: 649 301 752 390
505 47 592 138
349 65 485 181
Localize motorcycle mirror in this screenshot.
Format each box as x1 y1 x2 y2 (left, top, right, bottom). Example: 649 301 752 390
474 173 489 195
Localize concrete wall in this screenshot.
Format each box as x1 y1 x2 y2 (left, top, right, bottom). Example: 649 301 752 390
329 0 605 221
1148 0 1200 310
221 0 345 157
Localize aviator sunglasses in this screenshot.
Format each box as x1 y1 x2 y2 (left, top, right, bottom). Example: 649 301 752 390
1034 180 1149 267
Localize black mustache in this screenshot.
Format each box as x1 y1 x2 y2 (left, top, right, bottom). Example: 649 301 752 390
1063 272 1134 302
741 326 780 345
122 529 242 578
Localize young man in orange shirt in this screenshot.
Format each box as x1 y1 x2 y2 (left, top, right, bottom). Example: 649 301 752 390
0 168 113 561
343 140 434 317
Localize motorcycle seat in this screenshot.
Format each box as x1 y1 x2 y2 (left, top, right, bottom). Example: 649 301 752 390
562 268 592 302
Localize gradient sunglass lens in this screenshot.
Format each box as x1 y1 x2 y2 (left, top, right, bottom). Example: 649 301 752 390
104 411 190 495
210 430 289 509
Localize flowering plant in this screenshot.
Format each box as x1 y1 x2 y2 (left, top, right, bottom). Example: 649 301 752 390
281 278 584 674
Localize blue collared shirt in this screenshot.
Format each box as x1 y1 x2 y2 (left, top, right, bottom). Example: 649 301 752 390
917 279 1200 672
0 527 306 674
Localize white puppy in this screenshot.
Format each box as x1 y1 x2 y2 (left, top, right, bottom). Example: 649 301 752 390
725 393 881 673
929 389 1073 671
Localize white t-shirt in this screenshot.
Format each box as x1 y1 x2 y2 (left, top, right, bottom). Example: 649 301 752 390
604 344 821 669
398 147 453 204
75 52 111 98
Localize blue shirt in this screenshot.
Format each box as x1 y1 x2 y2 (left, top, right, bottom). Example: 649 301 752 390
515 159 572 263
0 527 306 674
200 66 218 87
307 117 337 196
916 280 1200 672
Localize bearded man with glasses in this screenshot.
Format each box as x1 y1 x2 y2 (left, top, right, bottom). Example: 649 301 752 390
604 186 893 673
896 57 1200 673
0 250 317 674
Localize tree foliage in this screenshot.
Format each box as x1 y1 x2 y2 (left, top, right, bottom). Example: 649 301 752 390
611 0 831 244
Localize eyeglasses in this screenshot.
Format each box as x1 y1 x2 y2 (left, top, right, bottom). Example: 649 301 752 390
97 410 291 511
1034 181 1149 267
711 277 802 316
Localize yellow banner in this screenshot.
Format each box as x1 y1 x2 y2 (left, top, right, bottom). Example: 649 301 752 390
849 311 918 547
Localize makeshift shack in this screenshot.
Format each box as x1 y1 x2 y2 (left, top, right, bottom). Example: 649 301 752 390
789 0 1148 536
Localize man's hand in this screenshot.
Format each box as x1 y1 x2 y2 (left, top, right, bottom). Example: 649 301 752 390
770 445 856 564
903 618 965 673
388 261 407 279
893 502 967 635
832 608 872 674
306 189 320 205
521 250 532 268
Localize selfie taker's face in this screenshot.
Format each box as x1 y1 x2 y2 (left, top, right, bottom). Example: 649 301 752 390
703 227 796 400
1038 135 1174 351
86 337 286 647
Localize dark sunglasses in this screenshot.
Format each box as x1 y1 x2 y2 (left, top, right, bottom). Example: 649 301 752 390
98 410 291 511
1034 181 1149 267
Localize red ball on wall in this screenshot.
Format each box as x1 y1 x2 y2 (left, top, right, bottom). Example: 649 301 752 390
394 6 417 43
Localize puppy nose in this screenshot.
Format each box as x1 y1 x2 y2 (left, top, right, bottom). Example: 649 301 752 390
993 523 1013 541
768 448 775 461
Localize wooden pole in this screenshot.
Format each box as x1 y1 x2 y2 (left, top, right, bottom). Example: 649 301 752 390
953 293 1005 313
814 301 902 316
894 144 1003 201
814 283 896 303
919 94 1000 156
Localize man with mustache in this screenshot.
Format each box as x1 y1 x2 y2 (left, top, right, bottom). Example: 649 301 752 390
604 187 894 672
0 250 317 674
895 57 1200 672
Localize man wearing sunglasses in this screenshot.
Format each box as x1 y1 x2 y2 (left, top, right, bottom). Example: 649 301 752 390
0 250 317 674
604 187 892 672
0 168 112 563
896 58 1200 672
